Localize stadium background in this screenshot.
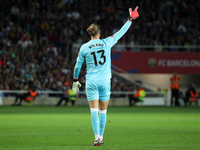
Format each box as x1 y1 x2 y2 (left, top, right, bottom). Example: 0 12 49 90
0 0 200 106
0 0 200 150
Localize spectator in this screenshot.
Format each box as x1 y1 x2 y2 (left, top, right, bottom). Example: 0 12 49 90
56 81 70 106
128 86 146 106
12 86 37 106
170 72 180 106
184 84 199 107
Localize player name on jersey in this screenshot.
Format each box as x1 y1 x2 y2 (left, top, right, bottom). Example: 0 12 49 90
89 43 104 49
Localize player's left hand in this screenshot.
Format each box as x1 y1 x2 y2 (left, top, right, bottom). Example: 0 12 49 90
72 81 82 94
129 6 139 19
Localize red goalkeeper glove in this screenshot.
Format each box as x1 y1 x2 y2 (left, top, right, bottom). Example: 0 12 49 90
129 6 139 21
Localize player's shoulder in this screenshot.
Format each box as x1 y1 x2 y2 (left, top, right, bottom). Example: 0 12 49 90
79 41 96 55
104 36 114 41
103 36 114 44
79 42 89 53
80 42 88 49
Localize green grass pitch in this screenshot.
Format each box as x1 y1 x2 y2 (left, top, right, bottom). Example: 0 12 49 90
0 106 200 150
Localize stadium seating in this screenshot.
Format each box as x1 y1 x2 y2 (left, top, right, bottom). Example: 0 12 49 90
0 0 199 97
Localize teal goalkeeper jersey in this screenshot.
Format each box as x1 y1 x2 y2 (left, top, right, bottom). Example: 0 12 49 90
74 20 132 81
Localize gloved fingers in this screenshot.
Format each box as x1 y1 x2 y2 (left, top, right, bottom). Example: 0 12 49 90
72 81 81 93
129 8 132 15
73 87 78 94
72 82 76 88
72 88 76 93
78 82 82 87
135 13 139 19
134 6 139 12
76 87 79 93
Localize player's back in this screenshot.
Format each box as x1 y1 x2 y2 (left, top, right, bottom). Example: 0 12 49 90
75 20 132 82
80 39 111 80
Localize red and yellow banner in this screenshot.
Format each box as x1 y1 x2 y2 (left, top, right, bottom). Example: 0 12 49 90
111 52 200 74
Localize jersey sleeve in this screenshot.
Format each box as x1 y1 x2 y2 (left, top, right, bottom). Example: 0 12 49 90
105 20 132 47
73 46 85 79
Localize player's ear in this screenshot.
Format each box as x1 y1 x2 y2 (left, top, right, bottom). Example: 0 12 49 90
99 30 101 35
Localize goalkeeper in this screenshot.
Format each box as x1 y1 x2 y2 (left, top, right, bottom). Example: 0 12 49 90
72 7 139 146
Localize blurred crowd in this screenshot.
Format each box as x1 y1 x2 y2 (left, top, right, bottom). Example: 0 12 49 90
0 0 200 92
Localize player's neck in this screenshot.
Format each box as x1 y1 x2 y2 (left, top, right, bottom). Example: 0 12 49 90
91 36 100 40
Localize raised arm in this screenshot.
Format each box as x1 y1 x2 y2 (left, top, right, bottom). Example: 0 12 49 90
105 6 139 47
110 21 132 46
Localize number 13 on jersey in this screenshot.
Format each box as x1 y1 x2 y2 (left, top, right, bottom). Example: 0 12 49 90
91 50 106 67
